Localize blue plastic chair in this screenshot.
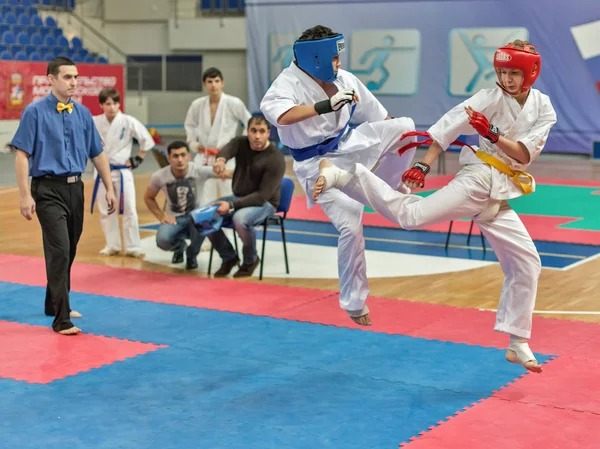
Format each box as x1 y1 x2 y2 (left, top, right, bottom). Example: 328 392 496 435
2 31 16 45
14 50 27 60
97 55 108 64
29 52 41 61
70 36 82 49
0 50 13 60
207 177 294 280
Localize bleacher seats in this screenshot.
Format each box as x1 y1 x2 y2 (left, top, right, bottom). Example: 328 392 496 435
0 0 106 63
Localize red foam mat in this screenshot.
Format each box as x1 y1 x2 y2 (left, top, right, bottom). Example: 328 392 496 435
2 254 600 359
492 356 600 414
400 396 600 449
0 321 166 384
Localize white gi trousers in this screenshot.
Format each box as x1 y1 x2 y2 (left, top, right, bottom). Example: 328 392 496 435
193 153 235 206
310 118 417 314
339 162 541 338
95 169 142 253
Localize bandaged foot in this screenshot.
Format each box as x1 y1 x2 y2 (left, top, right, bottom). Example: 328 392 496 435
506 335 543 373
312 159 353 201
58 326 81 335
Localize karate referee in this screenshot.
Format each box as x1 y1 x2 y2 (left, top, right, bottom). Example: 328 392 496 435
11 57 116 335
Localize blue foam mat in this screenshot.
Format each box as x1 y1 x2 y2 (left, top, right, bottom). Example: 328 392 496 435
0 282 552 449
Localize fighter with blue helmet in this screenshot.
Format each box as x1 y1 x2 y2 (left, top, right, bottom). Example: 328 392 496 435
261 25 418 326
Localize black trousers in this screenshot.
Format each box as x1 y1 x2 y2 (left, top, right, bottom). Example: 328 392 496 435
31 176 84 332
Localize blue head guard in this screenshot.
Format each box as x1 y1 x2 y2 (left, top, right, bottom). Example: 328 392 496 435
189 205 223 236
293 34 345 83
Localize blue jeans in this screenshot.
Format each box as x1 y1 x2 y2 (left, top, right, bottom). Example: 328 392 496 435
156 215 204 259
208 195 275 265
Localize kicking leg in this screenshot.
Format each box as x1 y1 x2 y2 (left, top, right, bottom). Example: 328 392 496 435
315 160 492 230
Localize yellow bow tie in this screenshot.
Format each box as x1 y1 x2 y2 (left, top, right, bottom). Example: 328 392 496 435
57 102 73 114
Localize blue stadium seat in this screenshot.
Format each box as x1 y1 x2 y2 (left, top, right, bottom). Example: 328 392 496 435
1 31 16 45
22 0 35 7
29 52 41 61
0 50 12 60
14 5 26 17
30 33 42 46
42 51 53 61
42 34 55 46
57 35 68 47
0 25 10 35
15 31 29 45
70 36 82 49
25 45 37 55
51 46 62 57
1 5 13 16
44 16 57 28
39 27 51 37
76 48 88 58
9 44 24 54
0 44 7 53
7 0 19 6
97 56 108 64
52 27 62 38
30 15 43 27
14 50 27 60
4 13 17 25
83 54 94 63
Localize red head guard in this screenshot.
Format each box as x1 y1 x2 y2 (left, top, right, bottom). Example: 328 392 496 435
493 42 541 93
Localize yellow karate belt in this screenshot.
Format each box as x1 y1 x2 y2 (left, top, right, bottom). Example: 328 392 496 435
57 102 73 114
476 150 534 195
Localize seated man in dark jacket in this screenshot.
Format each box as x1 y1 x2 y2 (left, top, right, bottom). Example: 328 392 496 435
211 115 286 277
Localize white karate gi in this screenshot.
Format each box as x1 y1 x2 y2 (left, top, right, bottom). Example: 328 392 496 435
184 93 252 206
260 62 417 315
93 111 155 253
335 87 557 337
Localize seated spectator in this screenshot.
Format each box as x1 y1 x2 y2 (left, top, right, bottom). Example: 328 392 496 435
210 115 286 278
144 141 231 269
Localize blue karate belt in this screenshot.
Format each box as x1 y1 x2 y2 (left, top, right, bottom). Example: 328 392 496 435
288 103 357 162
90 164 129 214
189 204 224 236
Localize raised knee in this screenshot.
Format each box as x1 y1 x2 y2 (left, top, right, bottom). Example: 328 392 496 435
156 236 172 251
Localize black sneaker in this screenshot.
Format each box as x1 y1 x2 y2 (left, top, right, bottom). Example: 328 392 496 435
233 257 261 278
214 257 240 278
172 251 184 264
186 257 198 270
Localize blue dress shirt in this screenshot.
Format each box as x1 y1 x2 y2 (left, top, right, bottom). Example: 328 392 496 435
11 92 104 177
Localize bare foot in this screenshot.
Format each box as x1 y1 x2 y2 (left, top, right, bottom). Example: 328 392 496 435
505 349 543 373
69 310 82 319
312 159 335 201
58 326 82 335
351 314 372 326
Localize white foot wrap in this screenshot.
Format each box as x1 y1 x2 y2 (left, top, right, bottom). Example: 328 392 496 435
319 164 353 191
508 337 537 365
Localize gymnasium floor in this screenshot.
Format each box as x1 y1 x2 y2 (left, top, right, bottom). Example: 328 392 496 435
1 148 600 448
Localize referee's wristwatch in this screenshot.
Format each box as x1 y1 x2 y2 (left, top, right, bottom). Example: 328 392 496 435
228 201 235 212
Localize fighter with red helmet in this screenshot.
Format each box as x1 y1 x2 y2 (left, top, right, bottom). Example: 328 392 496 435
312 40 557 373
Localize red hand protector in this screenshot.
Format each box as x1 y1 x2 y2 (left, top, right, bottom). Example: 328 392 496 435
469 111 500 144
402 162 431 188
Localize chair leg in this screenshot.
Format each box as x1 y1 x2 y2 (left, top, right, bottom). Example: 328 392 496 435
467 220 475 246
233 230 239 255
260 223 268 281
480 229 486 253
280 220 289 274
208 244 213 275
445 221 453 250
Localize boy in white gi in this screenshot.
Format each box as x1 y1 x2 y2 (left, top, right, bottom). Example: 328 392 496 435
260 25 418 326
92 87 156 258
315 41 557 373
184 67 252 206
